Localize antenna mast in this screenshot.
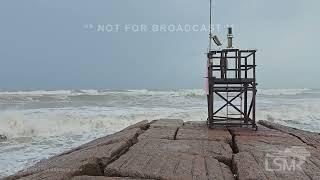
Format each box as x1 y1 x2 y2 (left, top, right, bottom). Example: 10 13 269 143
209 0 213 51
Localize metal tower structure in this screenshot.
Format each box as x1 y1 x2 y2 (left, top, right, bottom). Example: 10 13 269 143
206 1 258 130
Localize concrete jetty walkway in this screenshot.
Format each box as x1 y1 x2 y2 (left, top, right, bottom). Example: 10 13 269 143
5 119 320 180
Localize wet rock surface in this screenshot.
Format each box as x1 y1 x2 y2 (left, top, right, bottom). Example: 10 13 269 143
5 119 320 180
231 124 320 180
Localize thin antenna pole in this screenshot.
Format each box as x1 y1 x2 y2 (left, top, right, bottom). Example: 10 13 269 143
209 0 212 50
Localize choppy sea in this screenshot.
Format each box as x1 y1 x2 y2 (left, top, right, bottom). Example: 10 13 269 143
1 88 320 177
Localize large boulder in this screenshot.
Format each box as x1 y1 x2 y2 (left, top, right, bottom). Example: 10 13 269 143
176 121 232 143
230 124 320 180
105 138 233 179
259 120 320 149
138 127 178 140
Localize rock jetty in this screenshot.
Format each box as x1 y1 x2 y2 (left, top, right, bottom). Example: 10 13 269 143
4 119 320 180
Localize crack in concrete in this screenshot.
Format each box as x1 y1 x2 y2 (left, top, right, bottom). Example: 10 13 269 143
173 127 180 140
226 128 239 180
81 124 152 179
227 129 239 154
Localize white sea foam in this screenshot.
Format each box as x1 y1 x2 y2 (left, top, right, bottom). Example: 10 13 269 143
0 106 207 139
0 88 314 97
5 88 314 98
0 90 74 96
259 88 312 96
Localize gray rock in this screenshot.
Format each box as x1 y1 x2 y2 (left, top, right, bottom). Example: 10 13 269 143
138 127 178 140
259 120 320 149
231 124 320 179
183 121 208 128
106 152 233 180
10 119 320 180
177 122 231 143
105 139 233 179
71 176 153 180
123 120 150 131
133 139 232 164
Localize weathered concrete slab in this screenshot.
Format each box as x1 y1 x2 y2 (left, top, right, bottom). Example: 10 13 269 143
260 120 320 149
149 119 184 128
231 124 320 180
138 127 177 140
177 122 231 143
7 121 148 180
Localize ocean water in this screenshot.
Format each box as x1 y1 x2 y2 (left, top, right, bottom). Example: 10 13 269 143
0 88 320 177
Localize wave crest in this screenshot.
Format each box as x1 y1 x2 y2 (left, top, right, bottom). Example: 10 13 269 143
259 88 312 96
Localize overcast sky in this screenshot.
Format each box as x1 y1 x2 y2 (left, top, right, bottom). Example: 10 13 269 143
0 0 319 90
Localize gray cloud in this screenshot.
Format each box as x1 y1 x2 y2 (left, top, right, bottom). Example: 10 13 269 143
0 0 319 90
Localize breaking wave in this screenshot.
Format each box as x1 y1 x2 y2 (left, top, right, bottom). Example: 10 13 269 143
0 106 206 138
0 89 207 105
259 88 318 96
1 88 320 138
1 88 320 177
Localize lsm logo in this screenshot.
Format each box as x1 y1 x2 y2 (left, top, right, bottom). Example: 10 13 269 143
264 146 311 172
